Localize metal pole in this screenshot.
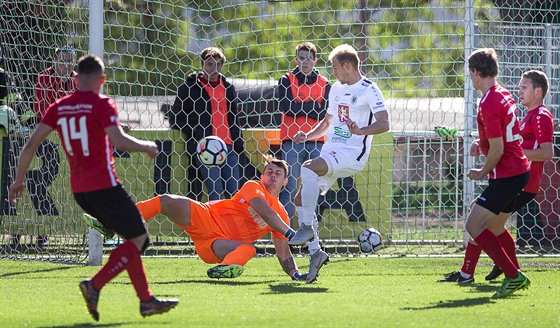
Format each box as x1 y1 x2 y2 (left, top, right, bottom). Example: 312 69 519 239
462 0 476 247
88 0 104 266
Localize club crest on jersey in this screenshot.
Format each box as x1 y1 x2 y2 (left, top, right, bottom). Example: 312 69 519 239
338 104 349 122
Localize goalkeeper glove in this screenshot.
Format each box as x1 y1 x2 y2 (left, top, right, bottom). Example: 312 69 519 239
284 228 296 240
291 271 308 281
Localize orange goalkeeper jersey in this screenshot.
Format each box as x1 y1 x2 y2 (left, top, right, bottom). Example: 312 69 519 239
209 180 289 242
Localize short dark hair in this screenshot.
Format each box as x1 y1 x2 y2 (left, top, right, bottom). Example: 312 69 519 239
296 42 318 59
200 47 226 64
468 48 499 78
263 154 288 178
522 70 549 97
77 54 104 76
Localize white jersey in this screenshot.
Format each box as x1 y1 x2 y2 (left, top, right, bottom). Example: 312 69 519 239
324 77 387 162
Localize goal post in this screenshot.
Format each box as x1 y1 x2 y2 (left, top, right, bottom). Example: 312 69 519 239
0 0 558 263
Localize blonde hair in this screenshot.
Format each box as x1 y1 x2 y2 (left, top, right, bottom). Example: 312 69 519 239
328 44 359 69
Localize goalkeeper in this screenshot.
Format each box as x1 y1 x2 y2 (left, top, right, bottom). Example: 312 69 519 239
87 155 308 281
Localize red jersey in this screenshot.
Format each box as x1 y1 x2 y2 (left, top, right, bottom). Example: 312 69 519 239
209 180 289 242
519 105 554 193
34 67 78 120
41 91 121 193
477 84 530 179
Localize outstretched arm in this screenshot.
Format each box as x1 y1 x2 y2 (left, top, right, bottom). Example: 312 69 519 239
273 237 306 280
248 197 294 237
105 125 158 158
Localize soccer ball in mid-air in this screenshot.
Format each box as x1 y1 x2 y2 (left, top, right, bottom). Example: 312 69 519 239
358 228 382 252
196 136 228 166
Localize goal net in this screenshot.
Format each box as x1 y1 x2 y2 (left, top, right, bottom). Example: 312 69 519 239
0 0 558 263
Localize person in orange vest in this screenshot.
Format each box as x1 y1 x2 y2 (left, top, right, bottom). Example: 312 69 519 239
169 47 244 201
276 42 329 220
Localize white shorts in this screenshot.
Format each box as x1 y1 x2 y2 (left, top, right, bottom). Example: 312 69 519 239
317 147 367 195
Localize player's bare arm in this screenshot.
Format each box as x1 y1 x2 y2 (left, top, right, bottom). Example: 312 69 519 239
248 197 291 234
294 113 333 144
347 110 390 135
105 125 158 158
467 137 503 180
470 139 481 157
273 237 299 276
9 123 54 204
523 142 554 162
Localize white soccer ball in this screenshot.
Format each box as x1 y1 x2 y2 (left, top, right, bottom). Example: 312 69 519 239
358 228 383 253
196 136 228 167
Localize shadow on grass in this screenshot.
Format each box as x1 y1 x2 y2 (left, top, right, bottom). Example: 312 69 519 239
401 296 492 310
263 282 329 294
0 265 76 278
147 279 277 286
39 322 129 328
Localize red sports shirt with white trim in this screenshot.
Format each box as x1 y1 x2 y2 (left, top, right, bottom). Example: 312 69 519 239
41 91 121 193
519 105 554 193
477 84 530 179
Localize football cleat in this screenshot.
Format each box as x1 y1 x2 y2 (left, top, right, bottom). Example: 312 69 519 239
140 296 179 317
485 265 503 281
306 249 329 284
79 279 100 321
83 213 115 240
491 271 530 299
287 224 315 246
207 264 244 279
437 271 474 284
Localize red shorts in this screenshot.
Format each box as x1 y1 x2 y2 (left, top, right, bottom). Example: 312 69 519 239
176 199 227 264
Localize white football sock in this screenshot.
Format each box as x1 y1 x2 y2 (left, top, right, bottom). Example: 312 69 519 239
300 167 320 226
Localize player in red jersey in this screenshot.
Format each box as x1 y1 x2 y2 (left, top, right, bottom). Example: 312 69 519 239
128 155 306 281
439 48 531 299
438 70 554 283
9 54 178 321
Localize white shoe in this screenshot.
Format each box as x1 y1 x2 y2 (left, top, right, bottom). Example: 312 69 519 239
287 224 315 246
306 250 329 283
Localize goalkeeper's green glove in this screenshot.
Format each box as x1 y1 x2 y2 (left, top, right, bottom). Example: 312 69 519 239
291 271 308 281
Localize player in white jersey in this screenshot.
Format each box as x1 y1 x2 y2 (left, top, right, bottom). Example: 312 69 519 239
287 44 390 283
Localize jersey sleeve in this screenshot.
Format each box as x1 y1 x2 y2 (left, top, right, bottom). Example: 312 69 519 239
480 100 504 139
41 101 58 128
534 112 554 144
236 180 267 204
96 97 120 129
368 83 387 114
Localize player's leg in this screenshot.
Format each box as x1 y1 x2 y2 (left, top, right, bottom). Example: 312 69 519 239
466 173 531 298
485 192 536 280
280 140 303 220
289 157 329 246
136 194 193 227
206 239 256 278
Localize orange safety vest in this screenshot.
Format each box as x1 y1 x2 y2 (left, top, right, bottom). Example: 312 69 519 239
280 72 328 142
200 79 233 146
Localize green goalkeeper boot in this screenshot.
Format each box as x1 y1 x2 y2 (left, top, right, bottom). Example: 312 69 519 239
207 264 244 279
83 213 115 240
491 271 531 299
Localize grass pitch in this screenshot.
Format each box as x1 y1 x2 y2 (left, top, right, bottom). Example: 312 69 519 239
0 256 558 327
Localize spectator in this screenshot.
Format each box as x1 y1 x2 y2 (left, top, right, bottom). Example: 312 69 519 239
169 47 244 201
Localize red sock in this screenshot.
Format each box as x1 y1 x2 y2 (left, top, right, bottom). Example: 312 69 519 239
126 254 153 302
497 230 520 269
92 241 138 289
461 242 482 275
474 229 518 278
137 196 161 221
221 244 256 266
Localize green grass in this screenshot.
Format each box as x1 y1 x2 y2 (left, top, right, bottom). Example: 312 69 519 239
1 257 559 327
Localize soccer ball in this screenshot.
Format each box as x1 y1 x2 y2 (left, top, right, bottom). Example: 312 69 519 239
358 228 382 253
196 136 228 166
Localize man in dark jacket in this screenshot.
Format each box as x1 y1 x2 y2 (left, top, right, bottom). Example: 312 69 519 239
170 47 244 201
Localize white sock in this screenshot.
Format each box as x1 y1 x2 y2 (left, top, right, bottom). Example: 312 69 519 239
306 219 320 255
300 167 319 226
459 270 472 278
295 206 304 227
